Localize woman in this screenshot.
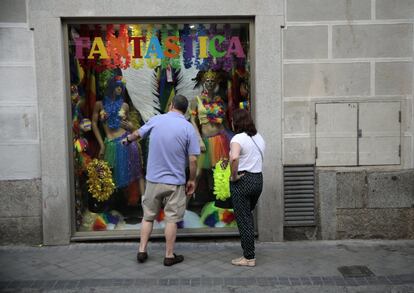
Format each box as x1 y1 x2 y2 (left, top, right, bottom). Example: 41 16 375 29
229 109 265 267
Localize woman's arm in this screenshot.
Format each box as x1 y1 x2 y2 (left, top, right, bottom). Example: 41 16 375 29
120 103 134 131
229 141 241 181
91 101 105 158
189 99 206 152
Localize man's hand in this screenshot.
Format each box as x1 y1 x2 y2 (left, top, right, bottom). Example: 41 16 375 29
121 136 131 146
186 180 196 197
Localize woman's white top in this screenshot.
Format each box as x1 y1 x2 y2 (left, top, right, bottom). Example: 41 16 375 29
230 132 265 173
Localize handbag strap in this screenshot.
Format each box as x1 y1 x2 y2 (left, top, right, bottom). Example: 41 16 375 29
250 136 264 162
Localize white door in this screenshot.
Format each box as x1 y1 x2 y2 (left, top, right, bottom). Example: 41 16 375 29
359 102 401 165
315 103 358 166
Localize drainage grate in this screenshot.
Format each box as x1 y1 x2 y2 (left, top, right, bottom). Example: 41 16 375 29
283 165 315 226
338 266 375 278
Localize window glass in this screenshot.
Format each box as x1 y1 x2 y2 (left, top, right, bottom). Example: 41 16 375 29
68 22 251 233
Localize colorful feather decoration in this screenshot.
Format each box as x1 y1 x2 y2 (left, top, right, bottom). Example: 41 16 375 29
121 66 161 122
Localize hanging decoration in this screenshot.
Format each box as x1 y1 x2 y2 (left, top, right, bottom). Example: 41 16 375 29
77 24 107 73
170 24 181 69
130 24 145 69
222 24 233 72
213 159 231 201
74 23 246 71
102 24 131 69
146 25 161 69
208 24 222 71
181 24 193 69
86 159 115 202
161 24 169 70
195 24 210 71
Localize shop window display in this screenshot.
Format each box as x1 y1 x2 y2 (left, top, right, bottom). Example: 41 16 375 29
68 22 251 233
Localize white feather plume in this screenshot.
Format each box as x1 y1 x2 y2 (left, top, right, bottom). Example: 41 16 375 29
122 67 161 122
176 62 202 102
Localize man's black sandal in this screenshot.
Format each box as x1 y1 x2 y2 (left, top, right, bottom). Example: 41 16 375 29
137 251 148 263
163 253 184 266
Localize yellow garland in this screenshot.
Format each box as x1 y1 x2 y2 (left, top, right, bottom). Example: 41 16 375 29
213 159 231 201
87 159 115 202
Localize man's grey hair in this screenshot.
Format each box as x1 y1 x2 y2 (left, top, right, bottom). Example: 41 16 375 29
172 94 189 113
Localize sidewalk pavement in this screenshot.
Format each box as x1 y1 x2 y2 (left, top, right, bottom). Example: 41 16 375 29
0 239 413 292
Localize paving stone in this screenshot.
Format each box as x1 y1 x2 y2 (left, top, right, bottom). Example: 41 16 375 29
300 277 312 285
256 277 273 286
0 241 413 291
279 277 291 285
289 277 301 285
310 276 324 285
190 278 201 287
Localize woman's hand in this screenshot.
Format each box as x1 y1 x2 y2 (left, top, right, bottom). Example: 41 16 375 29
120 120 133 131
98 146 105 159
200 139 206 152
230 173 244 182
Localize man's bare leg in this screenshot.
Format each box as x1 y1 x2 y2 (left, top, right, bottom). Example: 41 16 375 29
165 222 177 258
139 219 153 252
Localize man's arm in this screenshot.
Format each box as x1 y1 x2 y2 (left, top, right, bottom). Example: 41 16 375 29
122 114 155 145
186 155 198 196
122 128 141 145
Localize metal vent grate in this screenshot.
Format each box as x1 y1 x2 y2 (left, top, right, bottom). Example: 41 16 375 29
284 165 316 226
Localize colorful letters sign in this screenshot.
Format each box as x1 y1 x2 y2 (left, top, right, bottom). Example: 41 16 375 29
75 35 246 61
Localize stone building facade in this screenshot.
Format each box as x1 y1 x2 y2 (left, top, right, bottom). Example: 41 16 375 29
0 0 412 244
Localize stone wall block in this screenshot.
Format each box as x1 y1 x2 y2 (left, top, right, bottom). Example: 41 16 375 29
376 62 413 96
336 171 367 208
337 208 414 239
376 0 414 20
0 105 38 141
287 0 370 21
284 26 328 59
367 170 414 208
0 179 42 217
0 28 34 63
283 137 314 164
284 63 370 97
0 216 42 245
0 145 40 180
0 66 36 102
333 24 412 58
284 101 312 134
0 0 27 23
30 0 282 18
318 171 337 240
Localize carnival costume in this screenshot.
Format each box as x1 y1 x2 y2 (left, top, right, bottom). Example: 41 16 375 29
101 81 143 189
192 94 233 169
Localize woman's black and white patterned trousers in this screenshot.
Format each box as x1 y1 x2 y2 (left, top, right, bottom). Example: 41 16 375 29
230 172 263 260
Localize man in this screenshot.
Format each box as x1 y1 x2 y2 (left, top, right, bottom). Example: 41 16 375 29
123 94 200 266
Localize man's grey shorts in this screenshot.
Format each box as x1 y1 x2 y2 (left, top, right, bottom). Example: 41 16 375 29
142 181 186 223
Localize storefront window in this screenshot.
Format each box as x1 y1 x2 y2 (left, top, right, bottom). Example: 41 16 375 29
68 22 251 233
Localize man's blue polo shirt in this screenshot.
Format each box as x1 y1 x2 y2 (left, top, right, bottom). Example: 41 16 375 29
138 111 200 185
